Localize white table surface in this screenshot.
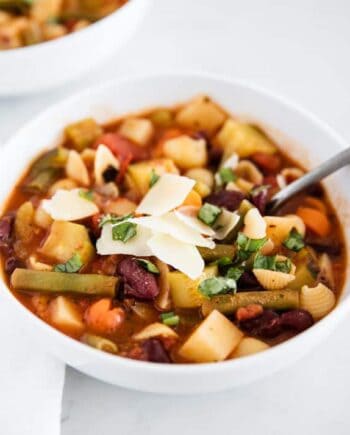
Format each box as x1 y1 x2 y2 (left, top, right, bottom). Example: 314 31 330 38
1 0 350 433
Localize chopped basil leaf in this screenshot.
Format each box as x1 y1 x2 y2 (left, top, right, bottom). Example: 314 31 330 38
99 213 133 228
198 203 222 226
149 169 160 187
79 189 94 201
235 233 268 262
137 259 160 274
112 221 137 243
54 253 83 273
219 167 237 185
160 312 180 326
226 266 244 281
216 256 233 267
199 276 237 298
283 228 305 252
253 253 292 273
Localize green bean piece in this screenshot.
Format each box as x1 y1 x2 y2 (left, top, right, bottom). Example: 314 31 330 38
82 334 118 353
29 148 68 177
11 269 118 297
198 244 236 262
23 168 61 194
201 289 299 316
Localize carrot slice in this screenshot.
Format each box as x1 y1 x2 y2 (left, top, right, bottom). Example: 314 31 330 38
85 298 125 334
296 207 331 237
181 190 202 208
303 196 327 214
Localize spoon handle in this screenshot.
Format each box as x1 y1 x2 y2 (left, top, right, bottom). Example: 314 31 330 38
269 147 350 213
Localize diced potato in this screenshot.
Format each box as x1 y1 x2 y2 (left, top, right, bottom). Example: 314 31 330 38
15 201 35 244
42 23 67 41
150 109 173 127
185 168 214 190
126 158 179 196
176 96 226 134
30 0 63 22
133 322 178 341
231 337 269 358
39 221 94 263
34 206 53 229
49 296 84 334
169 265 218 308
179 310 243 362
65 118 102 151
119 118 154 146
216 119 276 158
163 135 207 170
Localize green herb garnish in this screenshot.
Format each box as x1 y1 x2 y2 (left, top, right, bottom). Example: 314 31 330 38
160 312 180 326
235 232 267 261
283 228 305 252
54 253 83 273
226 266 244 281
219 167 237 185
112 221 137 243
199 276 237 298
99 213 133 228
79 190 94 201
137 259 160 274
149 169 160 187
198 203 222 226
253 253 292 273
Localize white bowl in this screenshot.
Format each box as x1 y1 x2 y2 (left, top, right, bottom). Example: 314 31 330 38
0 0 150 95
0 73 349 394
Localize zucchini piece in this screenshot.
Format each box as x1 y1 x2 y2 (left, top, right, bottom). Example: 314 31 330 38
216 119 276 159
169 265 218 308
202 289 300 316
65 118 102 151
82 333 118 353
198 244 236 262
11 269 118 297
39 221 94 264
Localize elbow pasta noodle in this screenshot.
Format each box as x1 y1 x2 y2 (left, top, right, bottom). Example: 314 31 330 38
235 160 264 185
300 283 336 320
264 215 306 245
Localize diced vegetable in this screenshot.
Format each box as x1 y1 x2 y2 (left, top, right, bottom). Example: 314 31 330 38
15 201 34 244
11 269 118 296
179 310 243 362
169 265 218 308
49 296 84 334
126 158 178 196
198 244 236 262
176 96 226 133
82 333 118 353
85 299 125 333
181 190 202 208
163 135 207 170
288 262 316 290
65 118 103 151
150 109 173 127
24 168 62 194
231 337 269 358
202 289 300 316
198 203 222 226
39 221 94 263
29 148 68 177
216 119 276 159
119 118 154 146
34 206 53 229
296 207 331 237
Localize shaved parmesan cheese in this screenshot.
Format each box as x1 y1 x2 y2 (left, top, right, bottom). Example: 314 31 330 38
96 223 153 256
136 173 195 216
66 150 90 186
148 233 204 279
94 144 120 186
42 189 98 221
175 206 215 236
222 153 239 169
132 212 215 248
214 209 240 240
243 208 267 239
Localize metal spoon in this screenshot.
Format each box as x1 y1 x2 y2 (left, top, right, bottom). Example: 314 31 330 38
268 147 350 213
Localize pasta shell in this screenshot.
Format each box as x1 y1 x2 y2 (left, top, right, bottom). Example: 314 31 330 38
231 337 269 358
66 150 90 186
253 269 295 290
264 214 305 246
300 283 335 320
281 167 304 183
236 160 264 185
243 208 267 239
133 322 178 341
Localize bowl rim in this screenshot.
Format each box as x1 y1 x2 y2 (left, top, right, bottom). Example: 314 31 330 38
1 70 349 374
0 0 141 56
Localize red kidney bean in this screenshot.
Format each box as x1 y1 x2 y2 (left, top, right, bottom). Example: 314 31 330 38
238 309 281 338
117 257 160 300
0 214 14 243
238 271 261 289
141 338 171 363
250 186 270 214
4 256 20 274
205 190 245 212
280 309 314 332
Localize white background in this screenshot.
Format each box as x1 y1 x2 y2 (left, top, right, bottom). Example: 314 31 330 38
1 0 350 433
